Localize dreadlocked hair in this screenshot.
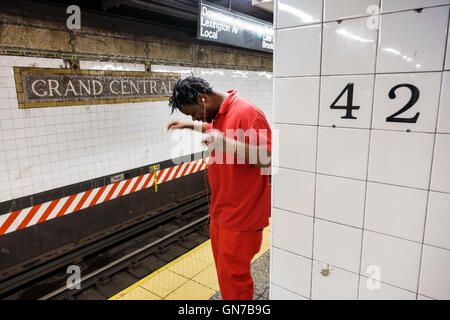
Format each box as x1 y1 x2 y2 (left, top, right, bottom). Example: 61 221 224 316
169 76 213 114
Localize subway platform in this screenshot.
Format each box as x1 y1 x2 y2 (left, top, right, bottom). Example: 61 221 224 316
110 224 271 300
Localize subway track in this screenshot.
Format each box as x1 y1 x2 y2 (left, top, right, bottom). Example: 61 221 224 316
0 195 211 300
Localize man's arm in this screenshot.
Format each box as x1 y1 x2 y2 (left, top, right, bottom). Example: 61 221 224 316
169 119 272 168
202 128 272 168
240 116 272 168
235 140 271 168
167 120 210 132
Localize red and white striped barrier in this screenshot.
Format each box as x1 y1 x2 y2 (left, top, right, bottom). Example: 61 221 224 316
0 158 208 237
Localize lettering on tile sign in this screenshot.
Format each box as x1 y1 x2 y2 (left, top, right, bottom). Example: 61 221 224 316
13 67 180 108
331 82 420 123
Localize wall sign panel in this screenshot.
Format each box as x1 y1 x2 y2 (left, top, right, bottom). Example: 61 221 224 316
197 0 273 53
13 67 180 109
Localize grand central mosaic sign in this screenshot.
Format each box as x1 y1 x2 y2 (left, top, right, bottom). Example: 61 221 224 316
13 67 180 108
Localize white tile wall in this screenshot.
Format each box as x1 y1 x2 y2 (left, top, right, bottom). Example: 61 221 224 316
437 72 450 133
0 58 273 202
381 0 450 13
315 174 365 228
274 25 322 77
417 294 434 300
313 219 363 273
430 134 450 193
273 0 450 300
376 7 449 73
311 261 359 299
361 231 422 292
446 23 450 70
324 0 380 21
272 207 313 258
424 191 450 250
271 247 312 298
322 17 378 75
274 77 320 125
364 182 427 242
270 284 308 300
276 0 323 29
418 244 450 300
275 124 317 171
368 131 434 189
273 168 315 216
358 276 417 300
317 127 370 180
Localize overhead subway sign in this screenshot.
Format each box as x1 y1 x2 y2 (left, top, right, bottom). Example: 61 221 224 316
197 0 274 53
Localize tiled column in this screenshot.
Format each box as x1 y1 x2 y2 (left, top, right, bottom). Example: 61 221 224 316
271 0 450 300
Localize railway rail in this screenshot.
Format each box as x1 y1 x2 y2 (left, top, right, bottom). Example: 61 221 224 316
0 193 211 300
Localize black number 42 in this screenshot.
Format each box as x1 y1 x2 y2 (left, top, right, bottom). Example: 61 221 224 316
330 83 421 123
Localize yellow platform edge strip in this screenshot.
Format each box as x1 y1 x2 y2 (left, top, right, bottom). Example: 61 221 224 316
109 239 212 300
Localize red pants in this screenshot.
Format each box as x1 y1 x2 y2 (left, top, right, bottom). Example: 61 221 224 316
210 220 263 300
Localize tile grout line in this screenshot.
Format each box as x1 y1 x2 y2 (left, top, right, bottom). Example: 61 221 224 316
270 282 310 300
273 166 450 195
272 121 450 135
269 0 279 300
271 248 426 297
357 0 381 298
274 69 445 79
274 4 450 32
414 9 450 296
308 0 326 300
272 206 450 252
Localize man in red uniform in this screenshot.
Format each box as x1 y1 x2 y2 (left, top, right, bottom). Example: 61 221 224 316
167 76 271 300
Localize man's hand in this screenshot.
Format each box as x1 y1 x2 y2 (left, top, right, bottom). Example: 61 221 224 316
168 120 209 132
203 129 271 168
202 129 235 153
167 120 188 130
